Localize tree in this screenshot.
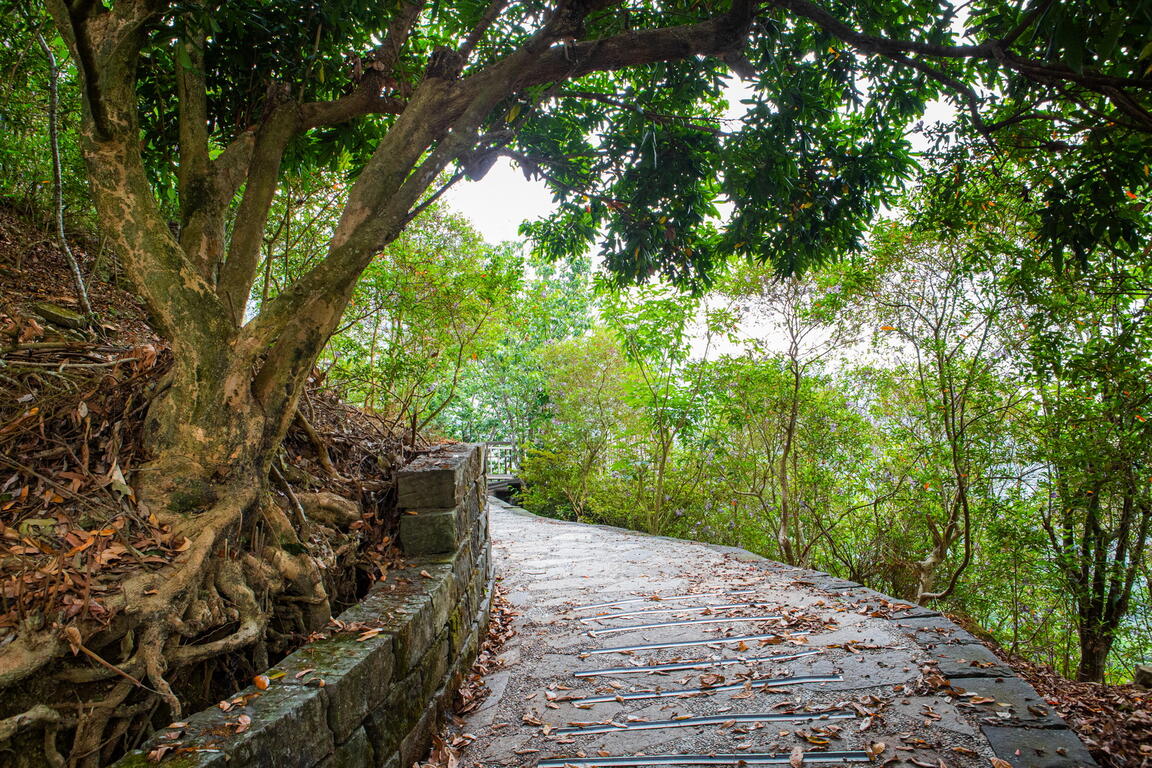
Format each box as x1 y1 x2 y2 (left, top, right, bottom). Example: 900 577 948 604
517 326 634 521
910 156 1152 680
715 263 859 564
1013 256 1152 682
437 252 594 450
694 353 875 567
601 284 708 534
320 206 521 441
856 223 1021 603
22 0 1151 723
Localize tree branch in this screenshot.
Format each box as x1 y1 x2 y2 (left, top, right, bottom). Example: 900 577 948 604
217 104 298 325
458 0 511 61
511 0 757 89
300 92 406 129
773 0 1152 98
175 17 218 280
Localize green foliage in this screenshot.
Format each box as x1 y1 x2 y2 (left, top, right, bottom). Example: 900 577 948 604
326 209 522 437
249 170 524 441
433 253 595 447
477 196 1151 682
0 11 90 221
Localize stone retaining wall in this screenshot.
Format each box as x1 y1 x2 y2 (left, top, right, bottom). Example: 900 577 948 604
116 443 492 768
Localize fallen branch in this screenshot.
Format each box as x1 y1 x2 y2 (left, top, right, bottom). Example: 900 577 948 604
294 406 349 482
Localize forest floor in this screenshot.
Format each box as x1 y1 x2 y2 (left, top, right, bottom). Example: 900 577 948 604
990 652 1151 768
442 499 1148 768
0 203 416 762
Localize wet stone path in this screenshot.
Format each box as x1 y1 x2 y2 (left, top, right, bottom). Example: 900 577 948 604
458 499 1096 768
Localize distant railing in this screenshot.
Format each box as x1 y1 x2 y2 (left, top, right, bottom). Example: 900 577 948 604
485 441 519 476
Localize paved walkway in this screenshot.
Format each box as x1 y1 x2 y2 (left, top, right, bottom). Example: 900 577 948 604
459 499 1096 768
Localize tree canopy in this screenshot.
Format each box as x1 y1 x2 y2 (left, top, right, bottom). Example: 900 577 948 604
55 0 1152 299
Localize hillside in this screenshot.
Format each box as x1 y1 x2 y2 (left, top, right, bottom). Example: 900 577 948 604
0 203 412 764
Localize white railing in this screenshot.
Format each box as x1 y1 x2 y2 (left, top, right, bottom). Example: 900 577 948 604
485 441 519 476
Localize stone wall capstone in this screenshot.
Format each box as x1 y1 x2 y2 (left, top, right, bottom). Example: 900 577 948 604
114 443 492 768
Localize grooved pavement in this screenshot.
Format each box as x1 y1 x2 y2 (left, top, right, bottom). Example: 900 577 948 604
457 498 1095 768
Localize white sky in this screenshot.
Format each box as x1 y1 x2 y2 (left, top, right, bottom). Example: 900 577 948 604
445 158 557 243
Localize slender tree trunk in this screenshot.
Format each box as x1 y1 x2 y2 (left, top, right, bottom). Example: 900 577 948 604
777 360 801 564
1076 629 1113 682
365 314 382 410
35 29 93 318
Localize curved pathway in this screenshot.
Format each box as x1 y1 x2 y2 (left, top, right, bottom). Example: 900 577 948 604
459 499 1095 768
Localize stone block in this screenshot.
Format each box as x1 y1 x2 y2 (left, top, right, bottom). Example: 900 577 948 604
829 586 935 616
823 578 864 590
316 727 375 768
396 444 481 509
270 629 395 744
424 561 456 630
364 671 424 759
417 630 451 703
451 614 482 675
980 726 1097 767
949 676 1064 729
391 595 435 677
34 301 86 329
895 614 982 645
399 508 459 555
930 641 1015 679
120 681 333 768
451 541 477 604
792 572 864 592
398 705 440 768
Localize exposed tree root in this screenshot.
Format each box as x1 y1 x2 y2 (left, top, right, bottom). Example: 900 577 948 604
2 480 338 763
295 406 349 483
0 630 65 689
0 705 64 743
1 344 403 766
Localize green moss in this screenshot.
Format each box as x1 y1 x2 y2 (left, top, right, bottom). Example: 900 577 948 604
169 485 216 514
114 751 205 768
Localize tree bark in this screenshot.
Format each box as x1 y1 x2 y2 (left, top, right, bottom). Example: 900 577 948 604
1076 629 1113 683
